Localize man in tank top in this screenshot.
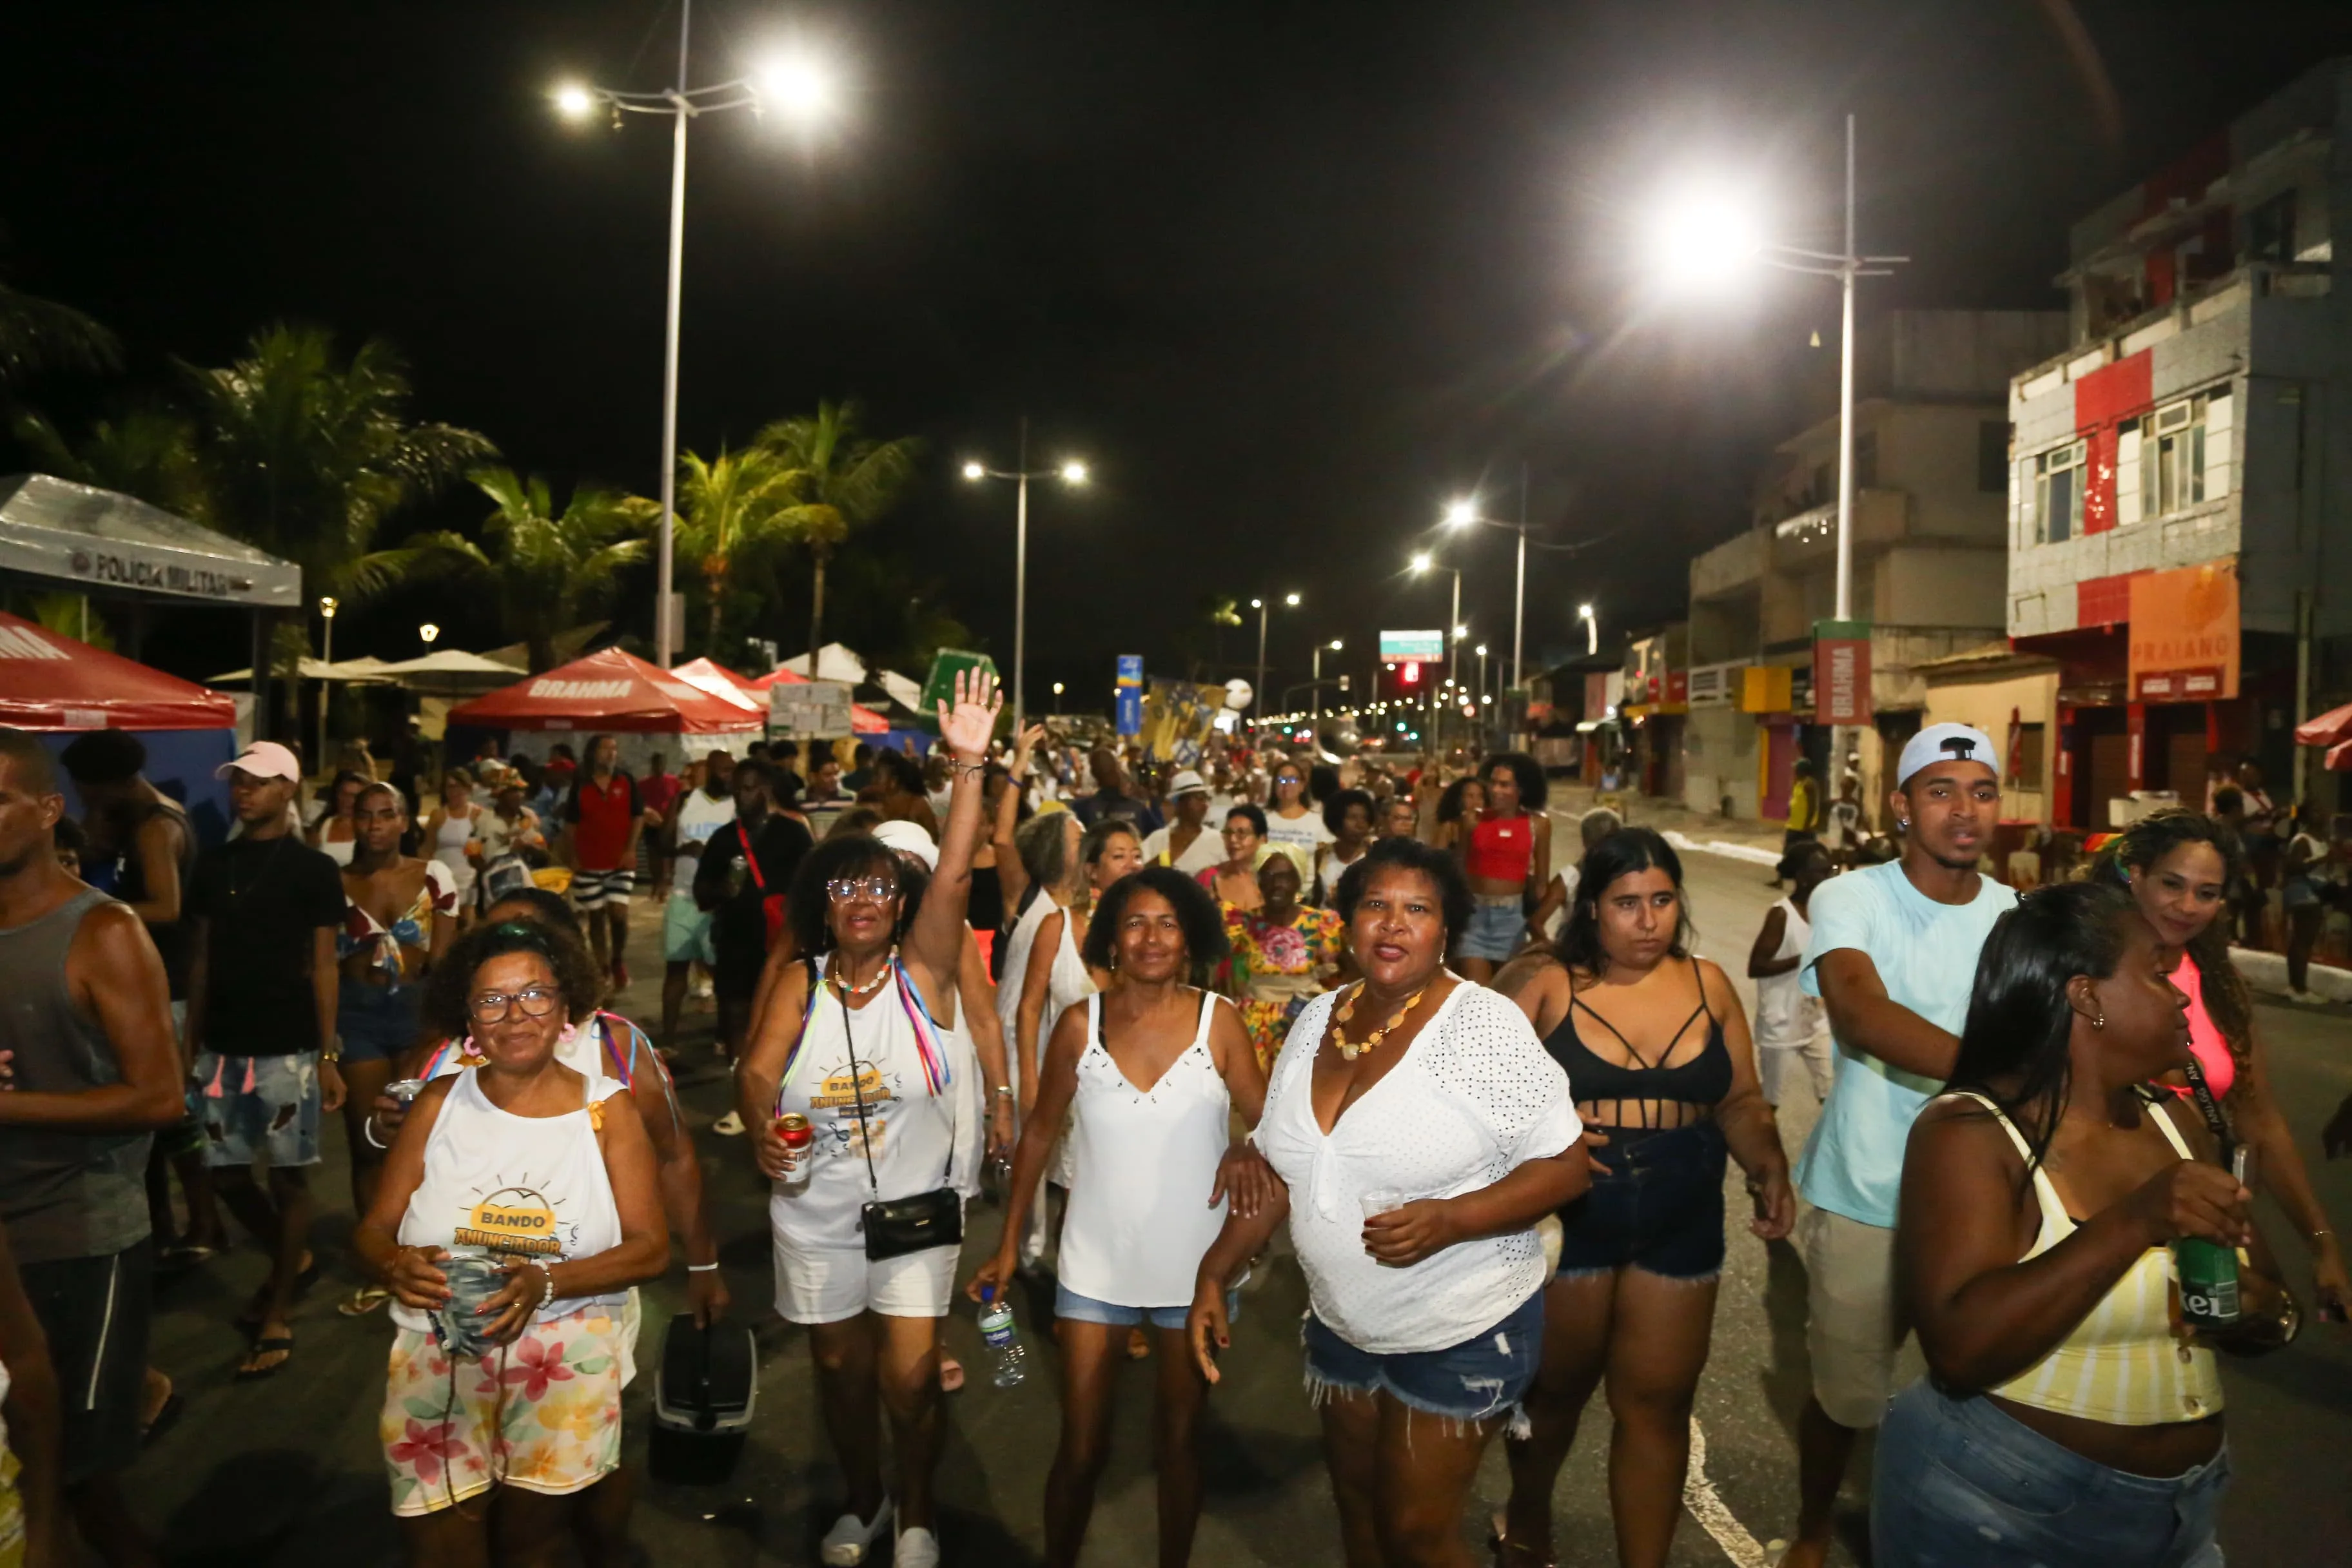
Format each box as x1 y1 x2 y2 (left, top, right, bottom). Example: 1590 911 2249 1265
1747 841 1835 1110
0 728 182 1567
1777 723 2017 1568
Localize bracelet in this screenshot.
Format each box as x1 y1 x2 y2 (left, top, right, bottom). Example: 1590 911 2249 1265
535 1265 557 1310
361 1115 389 1150
686 1262 721 1273
956 761 988 778
993 1086 1015 1101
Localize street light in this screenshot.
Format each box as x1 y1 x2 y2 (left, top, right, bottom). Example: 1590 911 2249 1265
555 4 843 668
963 418 1090 736
1311 638 1344 730
418 623 440 646
1578 602 1598 657
1248 593 1301 741
316 596 338 772
1440 460 1534 696
1655 115 1905 774
1052 680 1064 716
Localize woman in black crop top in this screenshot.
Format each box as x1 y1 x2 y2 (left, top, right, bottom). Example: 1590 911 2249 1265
1489 827 1794 1568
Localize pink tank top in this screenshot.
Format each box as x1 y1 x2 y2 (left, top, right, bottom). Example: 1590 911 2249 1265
2170 956 2236 1102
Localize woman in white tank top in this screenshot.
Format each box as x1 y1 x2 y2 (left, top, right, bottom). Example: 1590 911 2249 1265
733 670 1003 1568
968 865 1268 1568
354 920 667 1559
422 770 484 920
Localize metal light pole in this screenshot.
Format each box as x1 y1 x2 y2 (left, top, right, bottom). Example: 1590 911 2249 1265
1441 466 1532 699
1312 638 1342 729
556 8 838 667
963 425 1088 738
1579 603 1598 657
1250 593 1300 741
316 596 337 773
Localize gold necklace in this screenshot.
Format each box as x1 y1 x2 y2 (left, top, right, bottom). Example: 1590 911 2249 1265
1329 981 1427 1063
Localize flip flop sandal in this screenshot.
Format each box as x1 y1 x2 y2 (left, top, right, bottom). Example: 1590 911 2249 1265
337 1285 393 1317
237 1259 322 1332
938 1356 966 1394
237 1335 295 1381
142 1392 185 1447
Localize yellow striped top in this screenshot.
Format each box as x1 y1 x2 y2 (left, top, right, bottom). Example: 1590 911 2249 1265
1946 1091 2225 1426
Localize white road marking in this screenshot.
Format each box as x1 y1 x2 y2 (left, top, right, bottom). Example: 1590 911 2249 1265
1685 1416 1774 1567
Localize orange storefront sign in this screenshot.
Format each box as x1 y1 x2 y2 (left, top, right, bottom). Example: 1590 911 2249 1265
2127 561 2239 701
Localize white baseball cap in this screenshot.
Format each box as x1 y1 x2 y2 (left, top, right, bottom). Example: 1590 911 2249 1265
1168 769 1210 798
215 740 303 784
872 818 938 870
1896 723 2001 789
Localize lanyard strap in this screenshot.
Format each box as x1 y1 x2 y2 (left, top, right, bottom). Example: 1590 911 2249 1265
2178 1051 2234 1165
737 821 766 890
835 959 956 1194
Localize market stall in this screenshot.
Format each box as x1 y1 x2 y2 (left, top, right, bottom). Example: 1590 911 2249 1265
446 645 763 772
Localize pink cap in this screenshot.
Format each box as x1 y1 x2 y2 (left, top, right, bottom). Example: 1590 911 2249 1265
215 740 304 784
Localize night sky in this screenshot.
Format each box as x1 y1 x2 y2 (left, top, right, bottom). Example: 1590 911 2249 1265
6 1 2351 707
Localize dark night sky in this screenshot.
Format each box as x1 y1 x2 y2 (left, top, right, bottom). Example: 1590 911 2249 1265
6 1 2351 705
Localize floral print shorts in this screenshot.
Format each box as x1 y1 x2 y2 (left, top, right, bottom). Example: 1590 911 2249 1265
380 1305 623 1516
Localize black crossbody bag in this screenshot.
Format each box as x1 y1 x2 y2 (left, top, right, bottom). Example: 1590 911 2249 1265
838 965 962 1262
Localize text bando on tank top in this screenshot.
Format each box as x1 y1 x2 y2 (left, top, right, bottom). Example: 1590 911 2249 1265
393 1067 628 1330
1947 1091 2225 1426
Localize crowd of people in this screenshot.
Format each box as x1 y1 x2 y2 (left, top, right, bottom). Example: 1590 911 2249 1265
0 700 2344 1567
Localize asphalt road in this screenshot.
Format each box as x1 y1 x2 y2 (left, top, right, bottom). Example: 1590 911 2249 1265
133 839 2352 1566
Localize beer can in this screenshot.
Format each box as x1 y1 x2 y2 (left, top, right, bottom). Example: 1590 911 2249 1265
776 1112 814 1150
385 1078 429 1106
2175 1236 2240 1327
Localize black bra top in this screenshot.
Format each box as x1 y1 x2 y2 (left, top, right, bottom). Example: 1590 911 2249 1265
1543 959 1734 1113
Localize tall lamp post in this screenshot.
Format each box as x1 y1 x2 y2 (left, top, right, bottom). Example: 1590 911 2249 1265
1440 459 1533 693
418 622 440 648
961 423 1089 737
1656 113 1905 779
554 7 840 668
316 595 337 773
1250 593 1300 741
1311 638 1343 730
1578 602 1598 657
1409 553 1461 750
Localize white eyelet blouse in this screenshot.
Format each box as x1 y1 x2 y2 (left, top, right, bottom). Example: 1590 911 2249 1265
1253 981 1580 1355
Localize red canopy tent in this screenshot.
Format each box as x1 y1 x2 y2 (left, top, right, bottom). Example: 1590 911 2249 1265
0 610 235 730
2294 701 2352 773
447 647 763 734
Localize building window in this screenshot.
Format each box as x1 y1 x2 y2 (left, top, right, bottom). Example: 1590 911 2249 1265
2248 189 2297 265
2014 722 2046 785
2141 392 2224 518
2034 440 2085 543
1978 420 2010 493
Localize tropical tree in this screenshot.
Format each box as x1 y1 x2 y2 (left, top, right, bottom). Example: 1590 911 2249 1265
9 406 214 522
754 400 919 671
180 324 495 612
399 468 657 672
0 274 119 393
674 445 798 657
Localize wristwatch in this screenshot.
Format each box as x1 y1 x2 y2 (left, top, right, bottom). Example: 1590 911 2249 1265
321 1035 344 1065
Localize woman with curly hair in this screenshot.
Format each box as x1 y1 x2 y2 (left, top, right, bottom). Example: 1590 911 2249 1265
353 917 667 1562
1458 752 1553 983
968 867 1266 1567
731 672 1001 1568
1431 775 1487 856
2090 808 2350 1317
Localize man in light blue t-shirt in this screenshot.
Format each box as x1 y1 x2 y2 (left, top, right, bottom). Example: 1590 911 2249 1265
1779 723 2016 1568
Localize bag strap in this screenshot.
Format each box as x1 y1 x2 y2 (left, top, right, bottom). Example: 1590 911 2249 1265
737 821 767 892
2177 1050 2234 1166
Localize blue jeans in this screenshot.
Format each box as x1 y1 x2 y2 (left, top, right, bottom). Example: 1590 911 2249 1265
1456 895 1525 962
1872 1380 2228 1567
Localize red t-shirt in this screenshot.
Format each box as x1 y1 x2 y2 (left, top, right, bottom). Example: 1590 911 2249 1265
564 772 641 872
640 772 682 823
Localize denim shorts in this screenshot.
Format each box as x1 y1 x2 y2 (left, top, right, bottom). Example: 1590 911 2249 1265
1302 1289 1544 1426
1456 894 1527 962
1055 1281 1233 1333
1872 1380 2228 1568
337 979 421 1064
1555 1120 1727 1281
194 1051 322 1168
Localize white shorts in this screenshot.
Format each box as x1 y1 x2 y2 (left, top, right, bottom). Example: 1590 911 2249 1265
772 1232 959 1325
571 868 636 908
1758 1030 1834 1108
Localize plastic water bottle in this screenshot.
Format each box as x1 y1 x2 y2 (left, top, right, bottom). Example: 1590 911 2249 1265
978 1289 1026 1387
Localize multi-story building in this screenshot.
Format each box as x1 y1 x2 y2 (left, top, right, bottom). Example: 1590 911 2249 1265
1683 309 2068 822
1989 58 2351 827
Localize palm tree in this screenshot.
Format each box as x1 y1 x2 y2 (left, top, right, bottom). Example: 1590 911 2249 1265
754 400 919 671
0 275 120 392
674 445 797 657
400 467 657 672
181 325 495 609
9 406 214 522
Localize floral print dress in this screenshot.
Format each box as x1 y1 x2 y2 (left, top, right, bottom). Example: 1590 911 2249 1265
1219 904 1346 1069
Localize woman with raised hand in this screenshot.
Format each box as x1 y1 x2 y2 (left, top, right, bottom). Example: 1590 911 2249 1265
2091 809 2349 1317
354 918 667 1562
1491 827 1794 1568
1876 879 2289 1567
1199 804 1269 912
734 671 1000 1568
968 867 1266 1567
1188 836 1588 1568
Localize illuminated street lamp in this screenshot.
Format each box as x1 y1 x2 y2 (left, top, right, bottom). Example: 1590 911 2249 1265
1311 638 1344 729
1051 680 1064 716
418 622 440 646
963 420 1090 736
316 596 338 770
1439 460 1534 693
1245 593 1300 740
1578 602 1598 657
554 5 843 667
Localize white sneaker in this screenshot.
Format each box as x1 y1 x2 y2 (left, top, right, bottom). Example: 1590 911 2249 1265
2289 988 2321 1004
894 1525 941 1568
819 1498 893 1566
711 1110 746 1137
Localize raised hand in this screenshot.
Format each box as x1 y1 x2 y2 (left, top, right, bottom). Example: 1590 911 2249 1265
937 667 1004 763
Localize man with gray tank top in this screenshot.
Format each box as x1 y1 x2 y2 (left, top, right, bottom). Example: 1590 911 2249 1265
0 728 182 1567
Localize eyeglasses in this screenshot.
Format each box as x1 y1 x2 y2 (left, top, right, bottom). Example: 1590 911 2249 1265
467 986 563 1024
827 876 899 904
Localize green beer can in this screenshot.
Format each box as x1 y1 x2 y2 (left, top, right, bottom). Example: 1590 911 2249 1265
2174 1237 2240 1328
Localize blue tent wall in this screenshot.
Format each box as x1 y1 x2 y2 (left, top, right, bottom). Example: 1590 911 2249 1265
43 728 239 850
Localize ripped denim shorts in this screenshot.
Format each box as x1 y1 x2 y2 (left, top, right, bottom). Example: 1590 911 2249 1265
1302 1289 1544 1427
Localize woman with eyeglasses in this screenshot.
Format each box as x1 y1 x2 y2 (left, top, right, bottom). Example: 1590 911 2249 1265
1198 804 1269 912
1263 761 1335 864
353 917 668 1563
733 671 1001 1568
